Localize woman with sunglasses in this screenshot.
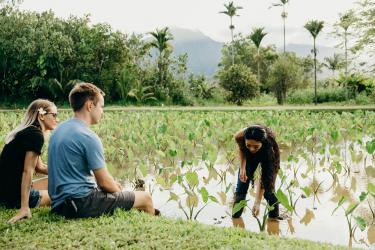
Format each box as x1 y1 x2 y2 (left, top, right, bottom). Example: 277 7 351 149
0 99 58 223
232 124 281 220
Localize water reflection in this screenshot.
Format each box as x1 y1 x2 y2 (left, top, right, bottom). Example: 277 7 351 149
368 225 375 244
287 218 295 234
231 217 296 237
266 219 280 235
121 140 374 249
300 209 315 225
232 217 245 229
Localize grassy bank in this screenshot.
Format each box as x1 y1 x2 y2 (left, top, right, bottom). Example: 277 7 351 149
0 208 350 249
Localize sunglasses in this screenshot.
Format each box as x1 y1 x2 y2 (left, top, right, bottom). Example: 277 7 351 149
45 112 58 118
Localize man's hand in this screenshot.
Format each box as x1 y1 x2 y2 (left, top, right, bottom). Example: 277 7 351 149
239 167 248 183
115 181 122 191
36 157 48 175
252 203 260 217
94 168 122 193
8 207 31 224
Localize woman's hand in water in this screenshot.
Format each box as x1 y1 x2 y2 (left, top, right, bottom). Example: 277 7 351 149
8 207 31 224
239 167 248 183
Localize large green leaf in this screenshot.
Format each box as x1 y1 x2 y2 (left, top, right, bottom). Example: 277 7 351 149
199 187 209 203
345 203 359 216
275 189 293 212
334 161 342 174
232 200 247 215
208 195 219 203
355 216 367 231
301 186 312 197
359 192 368 202
168 149 177 157
368 183 375 198
168 192 179 202
366 139 375 154
330 130 339 142
158 124 167 134
188 132 195 141
332 196 347 215
185 172 199 187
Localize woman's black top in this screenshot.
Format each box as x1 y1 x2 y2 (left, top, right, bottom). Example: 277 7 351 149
236 127 280 191
0 126 44 204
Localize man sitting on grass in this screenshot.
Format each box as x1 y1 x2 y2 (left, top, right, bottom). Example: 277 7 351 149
48 82 159 218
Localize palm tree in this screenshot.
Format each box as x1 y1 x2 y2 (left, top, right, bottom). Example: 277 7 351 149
127 80 157 104
323 54 344 77
304 20 324 105
249 27 267 84
338 10 356 77
270 0 289 53
149 27 173 88
220 1 243 65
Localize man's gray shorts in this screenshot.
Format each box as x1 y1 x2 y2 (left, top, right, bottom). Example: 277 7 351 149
52 188 135 218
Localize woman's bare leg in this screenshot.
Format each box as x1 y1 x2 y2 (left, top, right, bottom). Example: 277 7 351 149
32 177 50 206
38 190 50 206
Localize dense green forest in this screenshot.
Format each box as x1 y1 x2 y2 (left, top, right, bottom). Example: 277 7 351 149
0 1 374 106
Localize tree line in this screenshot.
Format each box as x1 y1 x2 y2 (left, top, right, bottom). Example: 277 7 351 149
0 1 374 106
218 0 375 105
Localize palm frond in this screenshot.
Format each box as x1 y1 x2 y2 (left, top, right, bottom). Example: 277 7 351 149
304 20 324 38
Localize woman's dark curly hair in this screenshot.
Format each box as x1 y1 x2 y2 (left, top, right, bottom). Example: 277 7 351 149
244 125 280 191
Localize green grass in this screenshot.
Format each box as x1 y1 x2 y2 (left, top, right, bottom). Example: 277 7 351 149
0 208 350 249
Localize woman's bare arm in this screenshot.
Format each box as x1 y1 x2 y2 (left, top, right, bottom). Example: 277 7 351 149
8 151 38 224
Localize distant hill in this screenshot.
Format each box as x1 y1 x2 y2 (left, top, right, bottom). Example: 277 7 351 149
285 43 340 61
170 28 223 77
170 28 338 78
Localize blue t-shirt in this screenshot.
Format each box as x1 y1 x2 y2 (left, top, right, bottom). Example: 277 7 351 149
48 118 105 208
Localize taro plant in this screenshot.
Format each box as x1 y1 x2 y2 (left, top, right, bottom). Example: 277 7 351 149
332 193 369 247
327 158 342 190
366 139 375 165
232 199 275 232
311 178 324 210
275 188 294 214
286 180 301 215
168 171 219 220
367 183 375 224
278 163 301 215
255 204 275 231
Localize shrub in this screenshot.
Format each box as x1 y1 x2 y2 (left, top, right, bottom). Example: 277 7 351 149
267 54 304 105
218 64 259 105
287 88 348 104
336 73 375 98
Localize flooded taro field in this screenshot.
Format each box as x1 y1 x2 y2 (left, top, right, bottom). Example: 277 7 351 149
1 109 374 248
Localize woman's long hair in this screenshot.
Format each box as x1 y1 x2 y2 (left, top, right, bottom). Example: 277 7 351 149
5 99 55 144
244 124 280 191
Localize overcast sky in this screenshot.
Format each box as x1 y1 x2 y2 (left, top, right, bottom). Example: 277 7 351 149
19 0 357 48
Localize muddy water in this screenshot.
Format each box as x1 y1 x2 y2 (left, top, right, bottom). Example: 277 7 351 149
121 145 375 249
